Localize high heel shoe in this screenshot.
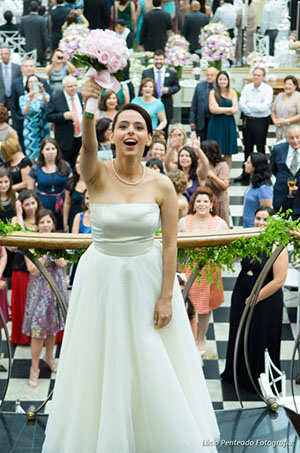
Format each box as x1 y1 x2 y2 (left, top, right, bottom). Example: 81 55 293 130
28 368 40 388
44 355 57 373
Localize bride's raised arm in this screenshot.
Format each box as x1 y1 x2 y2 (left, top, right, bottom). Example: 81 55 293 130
80 80 107 188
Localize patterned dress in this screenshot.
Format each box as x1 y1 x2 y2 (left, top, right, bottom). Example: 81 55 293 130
19 93 50 160
22 255 68 339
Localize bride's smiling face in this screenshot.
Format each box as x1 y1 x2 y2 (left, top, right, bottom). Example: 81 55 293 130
111 110 151 156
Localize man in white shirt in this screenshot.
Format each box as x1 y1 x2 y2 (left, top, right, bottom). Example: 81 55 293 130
271 125 300 219
260 0 282 56
213 0 237 39
46 75 83 165
235 67 273 183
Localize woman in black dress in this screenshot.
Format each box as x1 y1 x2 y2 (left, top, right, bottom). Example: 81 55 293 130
221 206 288 392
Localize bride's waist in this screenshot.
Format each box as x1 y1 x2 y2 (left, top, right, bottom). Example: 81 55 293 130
93 237 160 257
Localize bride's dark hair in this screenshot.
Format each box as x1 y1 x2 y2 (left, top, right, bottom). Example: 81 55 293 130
111 103 153 156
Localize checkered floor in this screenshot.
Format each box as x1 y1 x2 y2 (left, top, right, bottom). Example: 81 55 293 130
0 125 299 414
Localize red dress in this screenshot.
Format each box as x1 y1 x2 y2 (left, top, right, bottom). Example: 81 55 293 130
11 269 30 344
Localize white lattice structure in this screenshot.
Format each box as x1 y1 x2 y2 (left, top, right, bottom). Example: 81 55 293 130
254 33 270 57
0 32 37 63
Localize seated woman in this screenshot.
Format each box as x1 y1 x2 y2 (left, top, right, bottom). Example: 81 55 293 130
23 209 68 388
96 118 113 162
132 78 167 131
1 137 32 193
221 206 288 392
243 152 273 228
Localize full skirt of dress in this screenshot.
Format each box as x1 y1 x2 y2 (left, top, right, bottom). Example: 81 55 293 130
43 240 219 452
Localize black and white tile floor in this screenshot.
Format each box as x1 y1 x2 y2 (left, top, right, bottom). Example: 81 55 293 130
0 126 299 415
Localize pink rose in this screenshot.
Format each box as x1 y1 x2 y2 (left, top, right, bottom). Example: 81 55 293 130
98 51 110 65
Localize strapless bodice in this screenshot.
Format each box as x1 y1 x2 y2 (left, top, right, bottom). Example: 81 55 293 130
90 204 160 256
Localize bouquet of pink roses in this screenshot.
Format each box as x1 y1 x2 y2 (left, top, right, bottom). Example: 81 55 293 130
72 29 130 118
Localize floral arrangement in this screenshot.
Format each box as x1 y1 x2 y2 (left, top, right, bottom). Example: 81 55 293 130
199 23 233 65
246 51 269 75
58 24 89 60
165 34 191 73
201 34 234 62
199 23 229 46
72 29 129 118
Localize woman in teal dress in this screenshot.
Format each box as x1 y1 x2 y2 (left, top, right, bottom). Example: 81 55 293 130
112 0 136 33
19 75 50 160
132 78 167 130
136 0 145 45
207 71 238 169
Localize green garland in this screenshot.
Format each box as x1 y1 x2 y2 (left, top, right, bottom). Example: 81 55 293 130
0 213 299 272
177 212 300 284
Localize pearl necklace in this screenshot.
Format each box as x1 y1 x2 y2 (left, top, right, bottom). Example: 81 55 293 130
111 159 145 186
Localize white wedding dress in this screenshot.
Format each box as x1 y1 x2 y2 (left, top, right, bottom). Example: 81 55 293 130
43 204 219 453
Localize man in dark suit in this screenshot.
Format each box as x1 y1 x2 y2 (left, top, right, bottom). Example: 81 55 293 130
190 66 218 143
50 0 71 51
0 47 22 110
140 0 172 51
20 1 48 67
10 58 50 150
0 10 19 31
270 125 300 220
84 0 110 30
181 1 209 53
142 49 180 135
46 75 83 165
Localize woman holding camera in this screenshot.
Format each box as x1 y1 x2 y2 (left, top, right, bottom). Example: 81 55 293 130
46 49 76 94
19 74 50 161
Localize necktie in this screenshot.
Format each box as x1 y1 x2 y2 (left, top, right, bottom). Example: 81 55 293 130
156 70 162 98
71 97 80 136
290 150 299 176
3 65 11 97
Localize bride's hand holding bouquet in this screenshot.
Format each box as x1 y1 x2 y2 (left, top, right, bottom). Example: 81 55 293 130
73 29 129 119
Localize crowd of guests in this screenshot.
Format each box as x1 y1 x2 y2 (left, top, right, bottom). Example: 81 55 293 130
0 0 284 63
0 0 297 396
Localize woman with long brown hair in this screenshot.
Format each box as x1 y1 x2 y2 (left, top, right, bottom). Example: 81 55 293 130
207 70 238 168
27 138 71 230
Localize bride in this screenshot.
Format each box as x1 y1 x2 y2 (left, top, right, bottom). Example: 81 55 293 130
43 80 219 452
